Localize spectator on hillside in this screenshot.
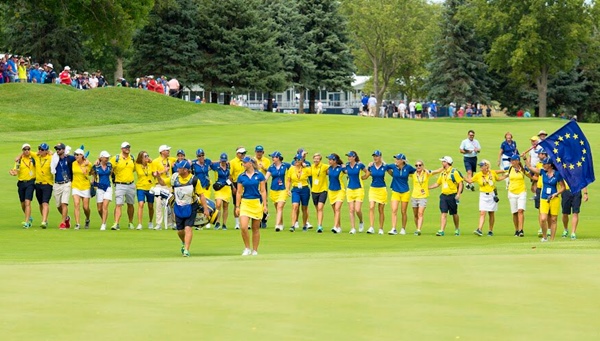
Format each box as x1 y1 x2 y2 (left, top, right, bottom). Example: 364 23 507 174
97 70 107 87
457 106 464 118
361 94 369 115
44 64 57 84
516 109 524 117
524 110 531 118
17 59 27 83
386 101 396 118
273 99 279 112
486 106 492 117
168 78 180 97
29 64 41 83
429 100 437 119
88 73 98 88
368 94 377 117
59 66 71 85
8 55 18 82
409 99 416 119
415 100 423 119
147 75 158 92
448 102 456 118
397 100 406 118
0 56 6 84
316 100 323 114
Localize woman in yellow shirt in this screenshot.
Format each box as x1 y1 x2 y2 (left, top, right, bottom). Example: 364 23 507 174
71 149 92 229
496 154 534 237
135 151 155 230
410 160 441 235
465 160 505 236
286 154 312 232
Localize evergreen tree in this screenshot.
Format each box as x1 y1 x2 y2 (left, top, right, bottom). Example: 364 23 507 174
129 0 203 87
426 0 491 106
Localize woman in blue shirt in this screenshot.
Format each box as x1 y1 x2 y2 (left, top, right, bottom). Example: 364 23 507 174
210 153 233 230
497 132 519 188
326 153 345 234
362 150 388 235
265 151 290 232
344 151 366 234
385 153 416 235
235 157 267 256
191 148 212 191
91 151 113 231
529 159 565 241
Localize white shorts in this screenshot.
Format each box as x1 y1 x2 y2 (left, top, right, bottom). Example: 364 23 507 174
115 183 135 205
72 188 91 198
508 191 527 214
479 192 498 212
96 187 113 203
501 155 511 171
411 198 427 208
53 182 71 207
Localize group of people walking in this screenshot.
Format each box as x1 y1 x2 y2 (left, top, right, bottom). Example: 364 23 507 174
11 129 588 256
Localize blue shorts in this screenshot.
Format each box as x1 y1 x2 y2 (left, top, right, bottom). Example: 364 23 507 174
292 187 310 206
464 157 477 173
561 190 582 214
137 189 155 203
439 194 458 215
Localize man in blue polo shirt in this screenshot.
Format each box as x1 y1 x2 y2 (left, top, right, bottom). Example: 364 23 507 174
51 143 76 229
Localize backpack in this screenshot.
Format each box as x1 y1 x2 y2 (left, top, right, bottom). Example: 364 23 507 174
171 174 199 218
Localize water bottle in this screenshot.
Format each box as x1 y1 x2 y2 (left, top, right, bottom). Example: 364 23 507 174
455 199 460 205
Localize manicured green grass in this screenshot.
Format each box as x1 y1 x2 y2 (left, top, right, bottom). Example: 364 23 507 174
0 85 599 340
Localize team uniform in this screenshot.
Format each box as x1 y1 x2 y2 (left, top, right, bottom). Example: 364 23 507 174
345 162 365 202
436 167 463 215
387 163 416 203
15 155 36 203
507 167 528 213
534 161 544 209
230 157 245 206
286 165 312 206
328 165 346 204
310 163 329 205
191 158 213 191
539 169 564 215
110 153 136 205
267 162 290 203
411 170 433 207
471 170 499 212
93 163 113 203
53 155 76 207
367 163 388 204
135 162 155 203
71 161 91 198
171 173 205 230
31 151 53 205
254 157 271 177
210 163 233 202
237 171 266 220
499 140 518 170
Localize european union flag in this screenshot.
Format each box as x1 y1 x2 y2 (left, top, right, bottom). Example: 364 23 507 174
539 120 595 194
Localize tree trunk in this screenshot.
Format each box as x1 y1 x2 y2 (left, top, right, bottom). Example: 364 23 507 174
204 90 211 102
210 92 218 104
298 88 305 114
267 92 273 112
309 89 316 114
536 66 549 118
114 57 124 86
224 92 231 105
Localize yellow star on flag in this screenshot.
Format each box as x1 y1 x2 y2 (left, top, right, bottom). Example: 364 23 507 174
580 140 584 146
553 148 558 154
582 156 586 162
565 133 571 139
559 136 564 141
583 149 587 154
556 157 562 163
577 161 582 167
569 164 575 170
555 141 560 146
573 134 579 140
563 163 567 169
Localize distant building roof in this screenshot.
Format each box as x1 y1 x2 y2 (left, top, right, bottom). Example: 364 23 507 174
352 75 370 90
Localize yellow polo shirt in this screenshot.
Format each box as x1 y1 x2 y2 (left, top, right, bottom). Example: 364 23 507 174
508 167 527 194
310 163 329 193
16 155 36 181
152 156 176 187
110 153 135 183
536 162 544 187
230 157 245 182
135 163 155 190
72 161 91 190
254 156 271 176
412 170 432 199
286 166 312 188
436 167 463 195
31 152 53 184
471 170 498 193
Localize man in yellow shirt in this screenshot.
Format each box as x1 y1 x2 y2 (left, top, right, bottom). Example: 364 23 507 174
230 146 247 229
429 156 463 236
31 143 54 228
10 144 36 228
109 142 136 230
151 144 177 230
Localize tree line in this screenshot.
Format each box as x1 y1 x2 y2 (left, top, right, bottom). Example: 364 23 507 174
2 0 600 121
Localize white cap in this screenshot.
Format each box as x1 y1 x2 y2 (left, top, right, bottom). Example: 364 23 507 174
99 151 110 158
158 144 171 153
439 156 453 164
22 143 31 150
121 142 130 148
236 147 247 154
64 66 71 71
74 148 84 155
47 63 53 69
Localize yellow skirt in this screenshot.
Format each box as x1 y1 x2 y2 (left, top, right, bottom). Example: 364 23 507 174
240 198 263 220
391 190 410 203
368 187 388 204
346 188 364 202
540 196 560 215
214 184 232 202
328 189 346 204
269 189 288 203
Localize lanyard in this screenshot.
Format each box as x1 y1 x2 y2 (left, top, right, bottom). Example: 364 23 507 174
416 171 426 187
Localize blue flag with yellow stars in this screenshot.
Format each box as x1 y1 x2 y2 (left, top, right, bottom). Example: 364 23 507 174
538 120 595 194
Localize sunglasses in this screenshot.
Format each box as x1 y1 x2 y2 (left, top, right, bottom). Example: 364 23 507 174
55 148 64 151
143 154 149 158
23 148 31 151
416 164 423 167
197 154 205 157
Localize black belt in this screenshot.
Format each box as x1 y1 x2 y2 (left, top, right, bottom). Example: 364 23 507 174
18 179 35 183
484 192 492 195
55 180 70 185
36 182 52 185
115 181 134 185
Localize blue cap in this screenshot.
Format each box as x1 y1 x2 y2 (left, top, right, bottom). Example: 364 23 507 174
177 149 185 155
297 148 305 154
393 153 406 160
327 154 337 160
54 143 66 150
537 148 548 154
270 151 282 158
372 150 382 157
196 148 205 156
242 156 253 163
220 153 228 162
255 145 264 152
175 160 191 170
346 151 357 157
511 154 520 161
39 143 49 151
543 158 553 164
294 153 304 161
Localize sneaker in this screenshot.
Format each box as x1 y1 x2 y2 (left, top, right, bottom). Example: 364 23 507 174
111 223 120 230
128 223 135 230
454 228 460 236
470 184 475 191
306 222 313 229
242 248 252 256
331 227 338 234
294 221 299 229
235 225 240 230
183 250 190 257
289 226 295 232
436 230 445 236
349 228 356 234
561 230 568 238
414 230 422 236
21 221 29 229
205 223 211 229
570 233 577 240
100 224 106 231
317 227 323 233
65 216 71 228
473 229 483 236
85 219 90 229
275 225 282 232
399 228 406 235
537 229 543 237
367 227 375 234
222 225 228 231
75 224 80 230
148 222 154 229
518 230 524 237
358 223 364 233
59 223 67 230
181 244 185 254
28 217 33 224
388 229 398 235
251 250 258 256
335 227 342 234
136 224 143 230
378 229 384 235
40 222 48 229
487 231 494 237
541 238 548 242
302 226 308 232
514 230 519 237
214 222 221 230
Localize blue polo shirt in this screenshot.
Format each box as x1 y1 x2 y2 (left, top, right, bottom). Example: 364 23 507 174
94 163 113 191
386 163 416 193
267 163 290 191
368 164 387 188
237 171 265 200
500 141 519 158
192 159 212 188
210 163 230 183
540 169 563 199
346 162 365 189
328 165 344 191
55 155 76 183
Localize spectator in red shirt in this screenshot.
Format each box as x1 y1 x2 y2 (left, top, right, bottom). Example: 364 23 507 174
516 109 524 117
59 66 72 85
146 75 158 92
